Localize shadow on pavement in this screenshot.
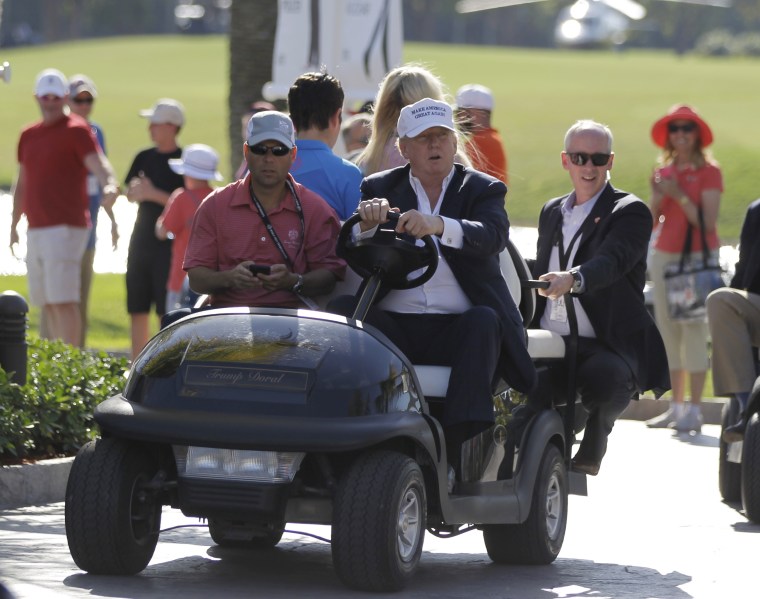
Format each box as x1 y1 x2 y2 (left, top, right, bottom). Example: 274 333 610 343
61 541 694 599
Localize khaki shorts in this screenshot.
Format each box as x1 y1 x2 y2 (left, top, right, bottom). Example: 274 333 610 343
26 225 89 306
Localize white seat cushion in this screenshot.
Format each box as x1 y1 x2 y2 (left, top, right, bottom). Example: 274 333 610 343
527 329 566 360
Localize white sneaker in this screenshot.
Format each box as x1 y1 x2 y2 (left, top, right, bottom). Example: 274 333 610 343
646 408 679 429
672 409 703 433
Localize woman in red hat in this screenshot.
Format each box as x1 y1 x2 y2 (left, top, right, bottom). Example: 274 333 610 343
645 104 723 434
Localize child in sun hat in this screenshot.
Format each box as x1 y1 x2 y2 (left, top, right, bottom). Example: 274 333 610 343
156 144 223 311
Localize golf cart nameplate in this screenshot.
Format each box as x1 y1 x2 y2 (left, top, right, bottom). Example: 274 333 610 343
183 365 308 392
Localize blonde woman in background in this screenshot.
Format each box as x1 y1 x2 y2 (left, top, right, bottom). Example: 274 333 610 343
357 64 471 175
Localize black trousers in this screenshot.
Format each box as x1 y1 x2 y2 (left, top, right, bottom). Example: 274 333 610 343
529 336 636 463
330 297 503 431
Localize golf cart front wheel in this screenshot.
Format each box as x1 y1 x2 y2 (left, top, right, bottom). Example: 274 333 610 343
65 438 162 574
332 450 426 592
483 443 567 564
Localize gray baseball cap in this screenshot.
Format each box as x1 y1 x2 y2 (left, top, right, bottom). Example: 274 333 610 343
246 111 296 148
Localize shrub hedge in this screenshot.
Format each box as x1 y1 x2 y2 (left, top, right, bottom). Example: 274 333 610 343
0 338 129 460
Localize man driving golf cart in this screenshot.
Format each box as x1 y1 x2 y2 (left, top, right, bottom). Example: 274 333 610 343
331 98 536 488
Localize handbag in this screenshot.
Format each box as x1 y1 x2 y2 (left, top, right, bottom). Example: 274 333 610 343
663 206 724 322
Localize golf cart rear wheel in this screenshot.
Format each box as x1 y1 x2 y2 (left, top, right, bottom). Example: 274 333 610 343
208 518 284 549
741 412 760 523
483 444 567 564
332 450 426 592
65 438 162 574
719 400 742 502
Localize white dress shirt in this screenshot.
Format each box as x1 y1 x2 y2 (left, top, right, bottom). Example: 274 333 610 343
539 189 603 337
373 167 473 314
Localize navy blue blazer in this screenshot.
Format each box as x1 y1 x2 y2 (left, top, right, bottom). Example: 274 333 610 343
360 163 537 394
731 198 760 295
531 183 670 398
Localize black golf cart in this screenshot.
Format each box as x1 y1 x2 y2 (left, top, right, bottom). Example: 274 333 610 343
65 214 586 592
718 363 760 523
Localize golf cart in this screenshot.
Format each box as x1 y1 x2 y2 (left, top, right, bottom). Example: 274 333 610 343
718 355 760 523
65 214 586 592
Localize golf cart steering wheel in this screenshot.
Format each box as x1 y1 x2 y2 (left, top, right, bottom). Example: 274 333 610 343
337 211 438 290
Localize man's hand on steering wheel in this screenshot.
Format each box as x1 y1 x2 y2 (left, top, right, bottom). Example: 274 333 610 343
397 210 444 239
357 198 398 231
357 198 443 239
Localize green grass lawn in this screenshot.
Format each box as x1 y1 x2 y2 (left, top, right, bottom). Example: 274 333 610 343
1 36 759 238
2 273 146 353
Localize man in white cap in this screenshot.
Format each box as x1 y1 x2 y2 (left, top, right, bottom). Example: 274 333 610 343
67 73 119 347
10 67 120 347
347 97 535 485
184 111 345 309
123 98 185 359
456 84 508 184
156 144 223 312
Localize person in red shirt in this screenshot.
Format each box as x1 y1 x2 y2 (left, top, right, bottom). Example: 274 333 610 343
645 104 723 434
155 144 222 312
10 68 120 346
184 111 345 308
455 84 508 185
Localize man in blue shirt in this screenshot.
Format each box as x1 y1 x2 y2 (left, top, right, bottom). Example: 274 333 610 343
287 72 363 220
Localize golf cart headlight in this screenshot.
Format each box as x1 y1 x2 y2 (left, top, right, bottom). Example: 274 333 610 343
183 447 304 482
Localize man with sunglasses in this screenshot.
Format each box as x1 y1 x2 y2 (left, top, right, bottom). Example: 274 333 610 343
10 68 120 347
67 74 119 347
529 119 670 476
184 111 345 308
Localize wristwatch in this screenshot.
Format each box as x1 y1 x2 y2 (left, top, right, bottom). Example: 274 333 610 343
569 269 583 294
291 274 304 294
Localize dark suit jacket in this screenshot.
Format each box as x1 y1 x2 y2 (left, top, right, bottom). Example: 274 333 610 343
531 182 670 398
731 198 760 295
361 163 537 394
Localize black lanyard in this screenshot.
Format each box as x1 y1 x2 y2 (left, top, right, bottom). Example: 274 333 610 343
556 222 584 271
248 179 304 269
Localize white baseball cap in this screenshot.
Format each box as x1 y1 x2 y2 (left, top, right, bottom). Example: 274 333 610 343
35 68 67 97
139 98 185 127
456 84 494 111
169 144 223 181
246 111 296 148
69 74 98 98
397 98 456 139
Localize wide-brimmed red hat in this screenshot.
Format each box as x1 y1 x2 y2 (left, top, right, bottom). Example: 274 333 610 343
651 104 713 148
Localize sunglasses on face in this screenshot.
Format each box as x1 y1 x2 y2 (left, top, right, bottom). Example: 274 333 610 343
72 97 94 105
248 144 291 157
668 122 696 134
566 152 611 167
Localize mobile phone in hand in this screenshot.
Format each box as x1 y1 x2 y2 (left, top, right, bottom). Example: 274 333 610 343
248 264 271 275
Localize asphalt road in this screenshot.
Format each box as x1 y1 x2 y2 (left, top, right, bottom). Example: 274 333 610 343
0 420 757 599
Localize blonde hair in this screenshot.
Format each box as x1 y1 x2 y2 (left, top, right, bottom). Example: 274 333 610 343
658 135 715 169
358 64 470 175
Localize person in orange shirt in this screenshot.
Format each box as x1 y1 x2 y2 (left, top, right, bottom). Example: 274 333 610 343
455 84 508 185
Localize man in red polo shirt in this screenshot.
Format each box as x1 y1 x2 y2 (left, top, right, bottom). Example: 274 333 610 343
184 111 345 308
10 68 120 346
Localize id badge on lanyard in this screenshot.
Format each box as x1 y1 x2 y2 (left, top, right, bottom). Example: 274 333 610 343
550 296 568 323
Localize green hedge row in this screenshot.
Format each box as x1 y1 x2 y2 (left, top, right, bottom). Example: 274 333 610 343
0 338 130 459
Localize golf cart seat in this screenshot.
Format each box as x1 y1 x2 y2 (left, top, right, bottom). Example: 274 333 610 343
319 237 566 401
